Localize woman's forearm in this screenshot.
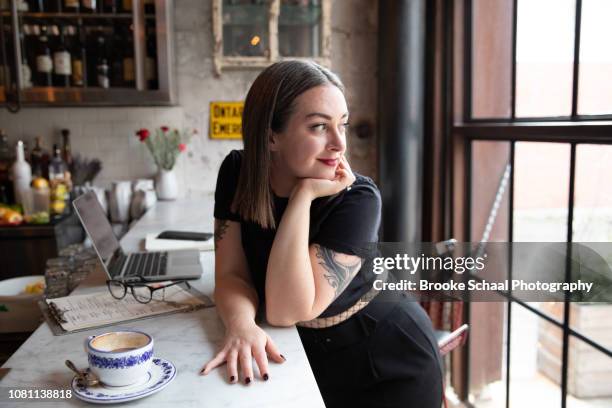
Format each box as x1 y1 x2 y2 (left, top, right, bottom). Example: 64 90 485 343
215 276 259 329
265 189 315 325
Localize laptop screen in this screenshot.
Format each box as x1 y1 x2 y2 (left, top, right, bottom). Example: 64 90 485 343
73 191 121 264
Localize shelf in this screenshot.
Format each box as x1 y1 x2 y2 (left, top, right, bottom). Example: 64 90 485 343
1 11 155 19
5 87 175 107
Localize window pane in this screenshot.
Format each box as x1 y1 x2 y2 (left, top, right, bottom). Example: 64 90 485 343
515 0 576 118
567 336 612 405
506 304 564 407
279 0 322 57
471 0 514 119
513 142 570 320
471 140 511 242
577 0 612 115
469 141 510 407
222 0 269 57
571 145 612 336
469 302 508 407
513 142 570 242
573 145 612 242
515 305 563 407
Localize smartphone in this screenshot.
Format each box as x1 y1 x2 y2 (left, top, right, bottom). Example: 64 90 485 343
156 231 213 241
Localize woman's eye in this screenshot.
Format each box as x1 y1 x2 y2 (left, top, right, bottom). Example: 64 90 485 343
310 124 327 132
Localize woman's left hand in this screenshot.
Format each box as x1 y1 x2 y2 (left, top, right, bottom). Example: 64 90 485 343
291 156 356 201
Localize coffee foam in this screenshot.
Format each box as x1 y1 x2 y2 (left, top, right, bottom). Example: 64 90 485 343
91 332 150 352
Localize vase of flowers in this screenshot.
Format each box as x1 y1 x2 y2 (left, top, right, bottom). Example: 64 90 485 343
135 126 193 201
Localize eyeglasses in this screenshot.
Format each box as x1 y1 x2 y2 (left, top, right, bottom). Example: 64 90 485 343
106 277 192 304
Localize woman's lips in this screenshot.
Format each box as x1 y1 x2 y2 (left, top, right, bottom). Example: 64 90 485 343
317 158 338 167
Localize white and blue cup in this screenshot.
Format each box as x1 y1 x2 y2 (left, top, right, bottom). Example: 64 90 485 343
84 330 154 387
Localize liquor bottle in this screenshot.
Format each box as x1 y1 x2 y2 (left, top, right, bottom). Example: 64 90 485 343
11 141 32 207
19 25 33 89
122 25 135 87
145 22 157 89
110 24 123 87
61 129 73 167
48 25 61 54
121 0 132 13
95 35 109 88
48 144 67 183
0 22 14 88
22 24 36 72
64 0 79 13
69 24 87 86
53 25 72 87
30 136 45 177
35 26 53 87
82 0 97 13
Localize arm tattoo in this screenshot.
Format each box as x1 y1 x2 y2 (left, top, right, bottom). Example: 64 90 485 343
314 244 362 298
214 219 229 247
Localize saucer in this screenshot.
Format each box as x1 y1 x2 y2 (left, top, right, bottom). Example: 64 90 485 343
71 357 176 404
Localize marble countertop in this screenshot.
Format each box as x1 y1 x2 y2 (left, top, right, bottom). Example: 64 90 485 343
0 196 324 407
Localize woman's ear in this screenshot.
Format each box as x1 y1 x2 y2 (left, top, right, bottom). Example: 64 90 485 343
269 131 280 152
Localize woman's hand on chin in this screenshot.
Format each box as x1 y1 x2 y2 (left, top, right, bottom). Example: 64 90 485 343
291 156 356 201
200 319 285 384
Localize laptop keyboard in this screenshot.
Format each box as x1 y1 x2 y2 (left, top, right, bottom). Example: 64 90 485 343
124 252 168 277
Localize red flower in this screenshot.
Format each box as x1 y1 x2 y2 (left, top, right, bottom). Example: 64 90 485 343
161 126 169 133
136 129 149 142
178 143 187 152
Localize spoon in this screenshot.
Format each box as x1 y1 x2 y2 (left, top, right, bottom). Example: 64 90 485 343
65 360 99 387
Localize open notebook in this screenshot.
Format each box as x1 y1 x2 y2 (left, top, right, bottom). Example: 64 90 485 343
39 284 214 335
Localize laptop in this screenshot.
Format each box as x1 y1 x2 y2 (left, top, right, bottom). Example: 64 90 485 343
73 191 203 281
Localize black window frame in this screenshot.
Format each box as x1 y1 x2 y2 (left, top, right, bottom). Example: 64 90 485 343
453 1 612 407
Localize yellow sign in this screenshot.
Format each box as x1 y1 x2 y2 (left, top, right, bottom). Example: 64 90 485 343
209 102 243 139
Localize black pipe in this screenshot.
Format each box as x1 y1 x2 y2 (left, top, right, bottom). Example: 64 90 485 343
378 0 426 242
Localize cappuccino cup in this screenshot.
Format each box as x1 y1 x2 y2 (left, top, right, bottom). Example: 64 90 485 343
84 330 154 387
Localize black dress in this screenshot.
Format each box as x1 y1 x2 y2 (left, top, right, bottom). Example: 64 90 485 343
214 150 443 408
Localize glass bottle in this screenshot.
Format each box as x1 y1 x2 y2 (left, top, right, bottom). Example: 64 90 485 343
69 24 87 87
95 35 109 88
48 144 67 183
30 136 45 177
122 24 135 87
61 129 73 167
35 26 53 87
53 25 72 87
11 141 32 207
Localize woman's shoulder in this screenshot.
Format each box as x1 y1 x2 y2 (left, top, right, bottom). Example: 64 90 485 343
345 173 381 204
221 149 244 167
218 149 244 178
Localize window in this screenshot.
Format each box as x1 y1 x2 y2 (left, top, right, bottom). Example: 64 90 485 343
212 0 331 75
452 0 612 406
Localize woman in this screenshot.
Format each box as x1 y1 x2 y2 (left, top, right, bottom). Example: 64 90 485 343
201 60 443 407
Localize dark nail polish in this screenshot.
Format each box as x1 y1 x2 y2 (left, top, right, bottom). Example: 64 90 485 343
230 376 235 382
281 354 286 361
245 377 251 384
263 373 269 381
